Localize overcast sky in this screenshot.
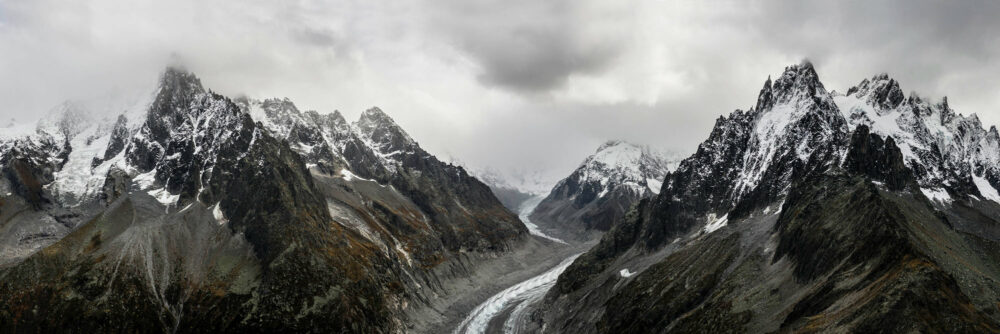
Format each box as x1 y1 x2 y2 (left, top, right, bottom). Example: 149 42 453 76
2 0 999 184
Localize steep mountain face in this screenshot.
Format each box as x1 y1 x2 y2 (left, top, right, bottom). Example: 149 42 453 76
352 107 526 253
0 67 526 333
530 140 676 233
538 62 1000 333
238 98 526 263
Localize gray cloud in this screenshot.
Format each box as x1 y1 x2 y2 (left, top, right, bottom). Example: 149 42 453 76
1 0 999 186
426 0 629 93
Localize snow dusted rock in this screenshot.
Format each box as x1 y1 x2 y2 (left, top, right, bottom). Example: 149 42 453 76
354 107 419 167
836 74 1000 204
531 140 676 232
241 97 526 257
349 107 527 253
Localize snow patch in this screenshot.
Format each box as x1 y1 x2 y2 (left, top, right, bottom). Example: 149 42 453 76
147 187 178 206
212 204 228 225
921 187 952 204
340 168 374 182
646 177 663 194
394 242 413 266
133 170 157 189
619 268 635 278
973 175 1000 203
704 213 728 234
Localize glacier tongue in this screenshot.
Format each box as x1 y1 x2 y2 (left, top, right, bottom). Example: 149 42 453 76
518 195 567 244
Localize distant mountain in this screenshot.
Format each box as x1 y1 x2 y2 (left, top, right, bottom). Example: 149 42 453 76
530 140 678 233
466 166 555 211
539 62 1000 333
0 67 527 332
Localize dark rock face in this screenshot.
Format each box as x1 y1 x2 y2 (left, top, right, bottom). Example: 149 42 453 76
843 125 913 190
589 174 1000 333
125 68 252 204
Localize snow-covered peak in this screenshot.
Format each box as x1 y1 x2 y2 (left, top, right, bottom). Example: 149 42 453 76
355 108 413 141
532 140 677 231
353 107 418 159
756 61 831 111
242 97 307 138
586 140 673 176
570 140 674 197
729 61 847 199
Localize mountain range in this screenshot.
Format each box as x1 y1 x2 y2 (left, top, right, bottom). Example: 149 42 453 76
536 62 1000 333
0 67 530 332
3 61 1000 333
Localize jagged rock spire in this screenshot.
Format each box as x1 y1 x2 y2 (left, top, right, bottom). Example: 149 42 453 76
754 61 829 111
846 73 905 110
755 76 774 111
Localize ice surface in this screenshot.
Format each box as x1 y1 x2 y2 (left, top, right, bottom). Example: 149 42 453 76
517 195 567 244
453 254 581 334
